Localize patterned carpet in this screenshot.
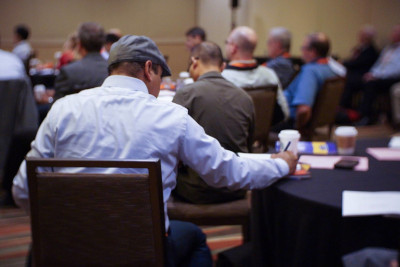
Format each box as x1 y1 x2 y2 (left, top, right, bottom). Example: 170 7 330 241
0 208 31 267
0 206 242 266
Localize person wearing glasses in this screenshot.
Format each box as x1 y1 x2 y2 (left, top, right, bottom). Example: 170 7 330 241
222 26 289 126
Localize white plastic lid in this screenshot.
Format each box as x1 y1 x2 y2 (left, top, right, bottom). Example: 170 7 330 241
335 126 358 137
278 130 301 140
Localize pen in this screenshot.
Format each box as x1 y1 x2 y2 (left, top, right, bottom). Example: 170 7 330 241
283 141 291 151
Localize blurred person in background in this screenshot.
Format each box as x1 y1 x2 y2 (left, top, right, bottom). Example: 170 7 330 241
54 22 108 100
0 34 28 80
101 32 121 60
12 24 33 63
57 32 79 69
185 26 206 51
264 27 295 89
222 26 289 126
356 24 400 126
340 25 379 111
283 32 338 129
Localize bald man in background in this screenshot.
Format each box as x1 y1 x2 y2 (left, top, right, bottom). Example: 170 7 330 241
222 26 289 126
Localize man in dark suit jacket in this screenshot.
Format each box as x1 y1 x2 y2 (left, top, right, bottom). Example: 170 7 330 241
340 26 379 109
54 22 108 100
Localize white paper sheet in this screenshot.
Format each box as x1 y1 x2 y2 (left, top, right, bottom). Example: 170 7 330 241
342 190 400 217
237 153 272 160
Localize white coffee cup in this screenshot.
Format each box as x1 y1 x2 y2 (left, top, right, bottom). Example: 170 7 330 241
278 130 301 156
335 126 358 155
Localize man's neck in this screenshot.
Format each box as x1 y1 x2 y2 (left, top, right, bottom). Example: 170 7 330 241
230 53 253 62
197 66 221 79
79 48 90 58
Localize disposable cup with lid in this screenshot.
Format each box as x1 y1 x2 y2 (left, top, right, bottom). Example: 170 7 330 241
335 126 358 155
278 130 301 155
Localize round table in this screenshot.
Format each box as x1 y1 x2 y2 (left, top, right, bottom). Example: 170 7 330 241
251 138 400 267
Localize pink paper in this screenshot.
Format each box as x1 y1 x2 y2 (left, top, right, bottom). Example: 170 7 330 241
299 155 369 171
366 147 400 161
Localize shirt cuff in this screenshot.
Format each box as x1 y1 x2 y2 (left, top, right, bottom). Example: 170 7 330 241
273 158 290 176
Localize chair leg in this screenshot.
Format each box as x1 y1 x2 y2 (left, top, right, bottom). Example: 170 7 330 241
242 221 250 242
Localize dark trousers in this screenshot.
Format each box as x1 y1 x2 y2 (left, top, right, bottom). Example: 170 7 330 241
166 220 213 267
2 134 33 204
360 78 400 118
340 73 364 109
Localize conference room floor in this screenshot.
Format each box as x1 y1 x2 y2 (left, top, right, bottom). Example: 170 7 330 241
0 123 397 267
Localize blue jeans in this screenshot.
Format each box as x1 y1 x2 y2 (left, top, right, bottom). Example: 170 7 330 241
166 220 212 267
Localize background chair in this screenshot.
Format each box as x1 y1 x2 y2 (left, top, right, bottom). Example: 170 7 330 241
0 79 38 205
243 85 278 152
27 158 165 267
299 77 346 141
167 191 251 242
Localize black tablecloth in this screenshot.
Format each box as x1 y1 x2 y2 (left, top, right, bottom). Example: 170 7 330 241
251 138 400 267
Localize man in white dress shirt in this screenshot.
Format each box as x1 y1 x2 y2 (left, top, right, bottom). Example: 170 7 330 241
13 35 297 266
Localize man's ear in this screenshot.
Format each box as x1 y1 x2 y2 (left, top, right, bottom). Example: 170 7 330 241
77 41 83 53
220 62 226 71
143 60 153 81
191 57 199 70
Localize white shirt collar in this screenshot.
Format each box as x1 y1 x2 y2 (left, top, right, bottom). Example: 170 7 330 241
102 75 149 94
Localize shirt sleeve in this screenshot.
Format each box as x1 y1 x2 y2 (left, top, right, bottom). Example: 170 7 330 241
371 47 400 79
12 104 57 214
178 115 289 191
292 67 319 107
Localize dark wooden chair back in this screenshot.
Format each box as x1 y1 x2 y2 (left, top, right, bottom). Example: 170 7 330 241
27 158 165 267
243 85 278 152
301 77 345 140
0 79 37 172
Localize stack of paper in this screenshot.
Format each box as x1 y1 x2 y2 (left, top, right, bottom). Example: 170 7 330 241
237 153 271 160
342 191 400 216
299 155 369 171
366 147 400 161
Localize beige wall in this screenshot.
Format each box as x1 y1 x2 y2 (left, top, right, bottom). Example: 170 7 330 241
2 0 399 77
0 0 195 79
197 0 400 59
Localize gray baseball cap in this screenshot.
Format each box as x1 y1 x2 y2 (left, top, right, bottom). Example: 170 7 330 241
108 35 171 77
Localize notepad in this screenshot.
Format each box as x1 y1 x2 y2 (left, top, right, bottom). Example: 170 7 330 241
299 155 369 171
366 147 400 161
